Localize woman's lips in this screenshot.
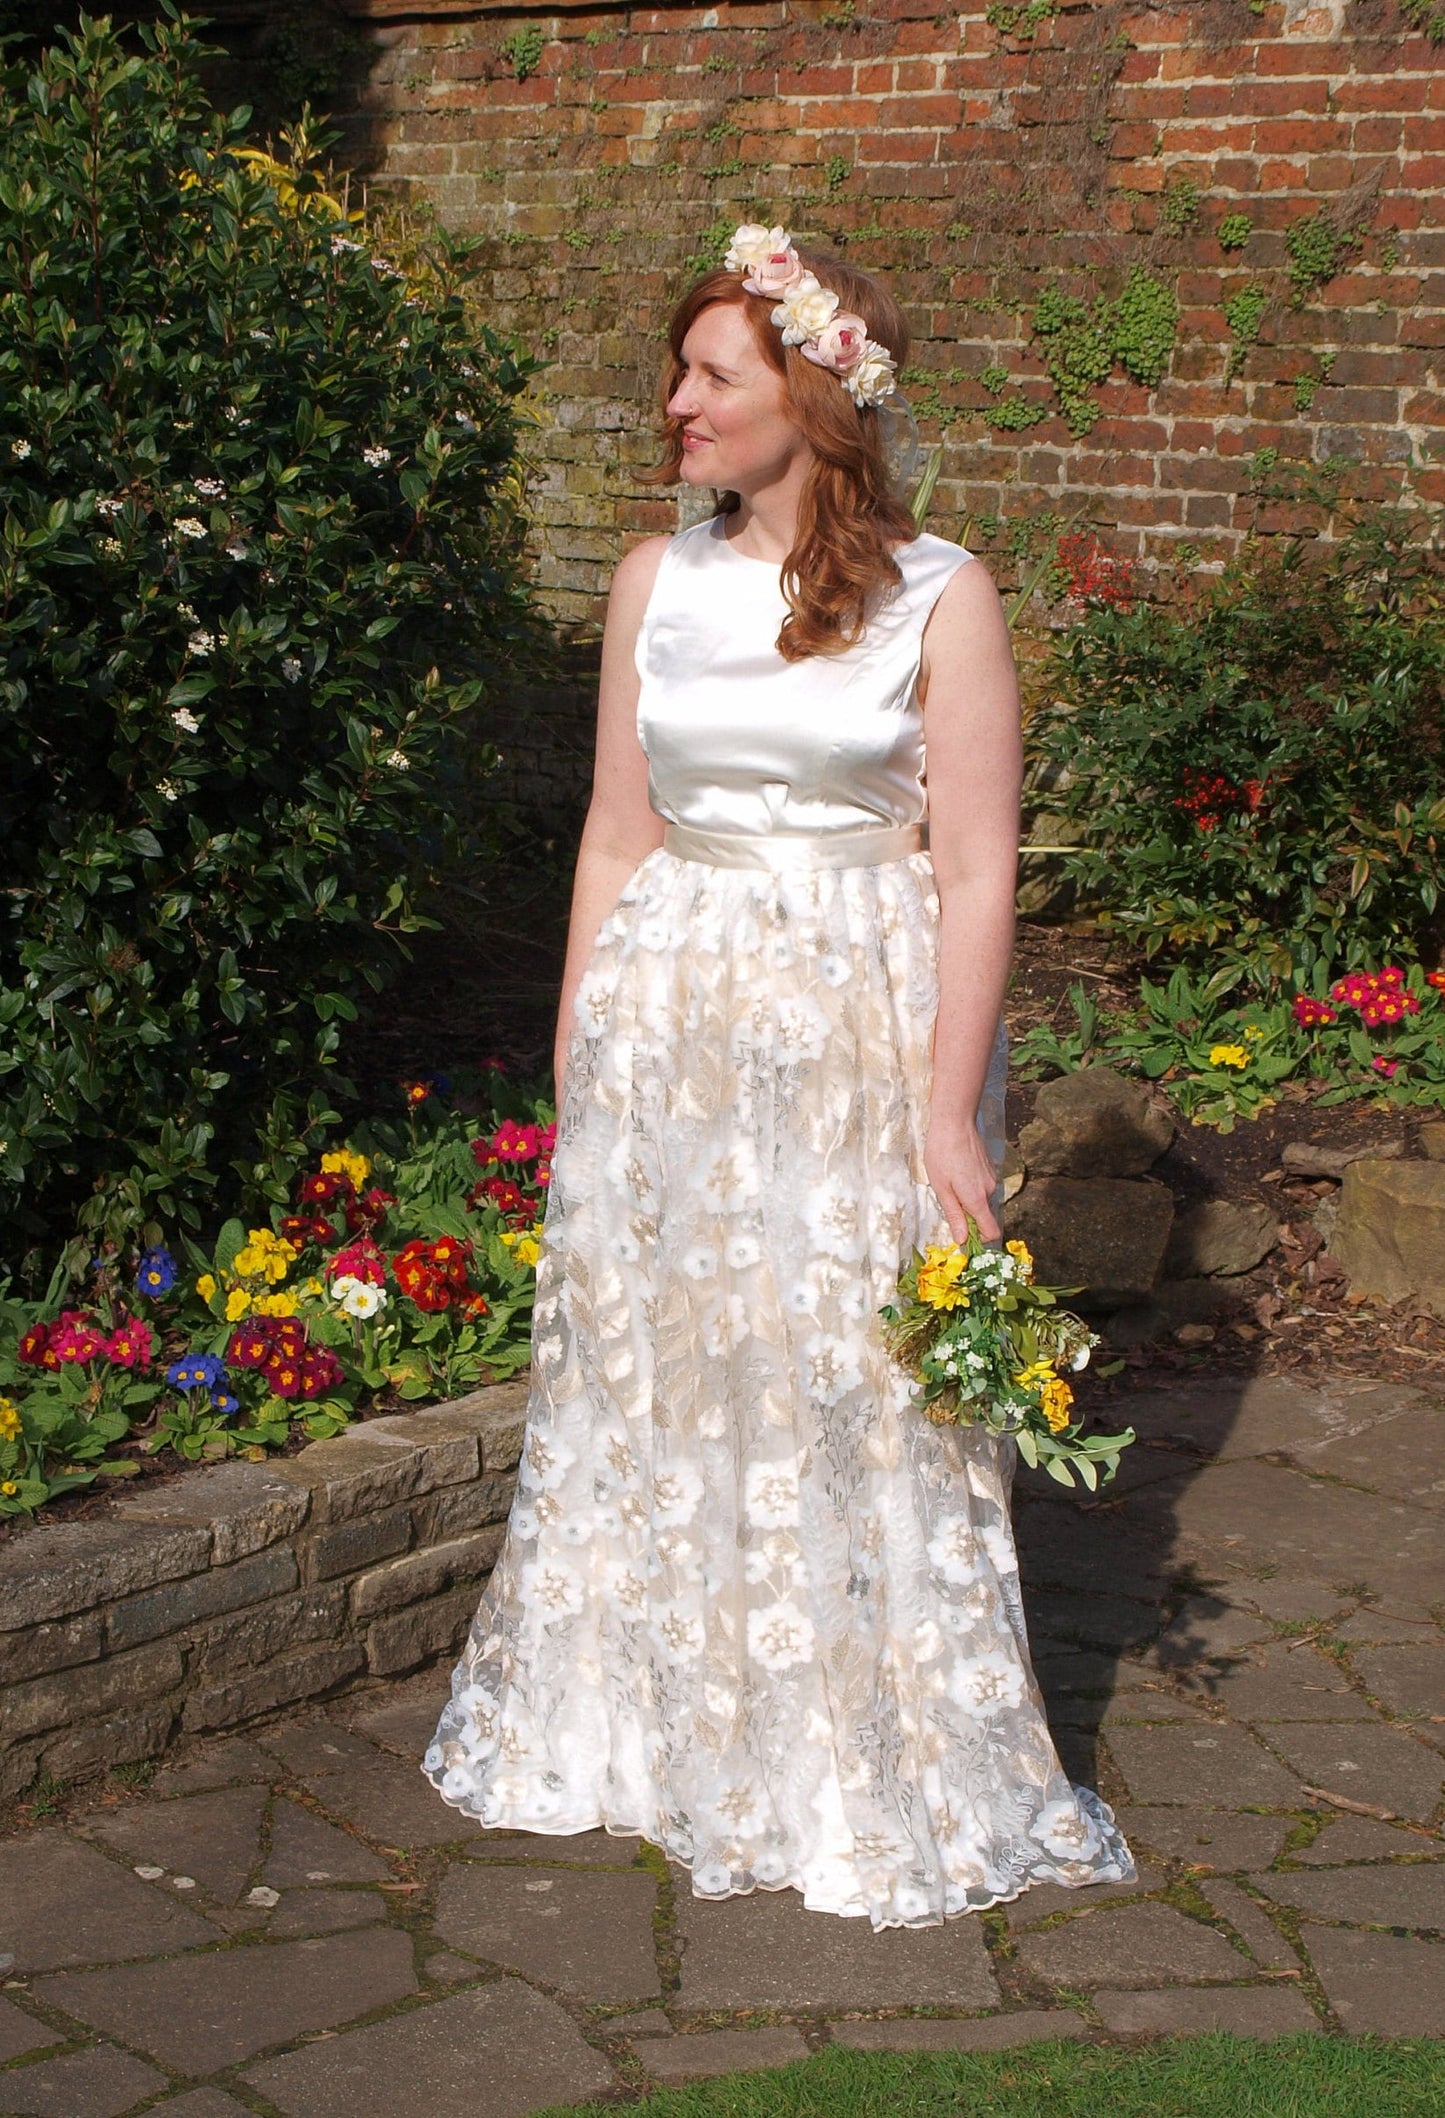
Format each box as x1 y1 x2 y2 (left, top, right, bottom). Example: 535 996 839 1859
681 432 711 450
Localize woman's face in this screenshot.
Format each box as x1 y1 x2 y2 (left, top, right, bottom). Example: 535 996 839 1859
666 302 810 496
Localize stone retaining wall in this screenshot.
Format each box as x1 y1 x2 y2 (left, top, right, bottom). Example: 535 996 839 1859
0 1383 529 1803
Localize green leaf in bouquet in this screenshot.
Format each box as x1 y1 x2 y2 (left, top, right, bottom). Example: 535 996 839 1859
214 1218 247 1277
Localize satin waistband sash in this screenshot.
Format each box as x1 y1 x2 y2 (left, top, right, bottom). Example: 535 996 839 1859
662 820 924 871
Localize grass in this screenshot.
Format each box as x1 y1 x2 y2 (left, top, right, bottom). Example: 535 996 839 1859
537 2035 1444 2117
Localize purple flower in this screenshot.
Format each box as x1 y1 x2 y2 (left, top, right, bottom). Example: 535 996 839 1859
136 1247 178 1297
166 1352 226 1392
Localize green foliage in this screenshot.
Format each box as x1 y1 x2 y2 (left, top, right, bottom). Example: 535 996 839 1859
1160 173 1200 234
1216 212 1253 252
1293 349 1335 413
1030 513 1445 991
986 0 1060 37
499 25 546 82
0 14 540 1283
1285 205 1367 307
1222 281 1269 381
822 154 850 198
1400 0 1445 33
683 215 736 280
1014 962 1445 1132
1031 268 1177 437
978 362 1048 431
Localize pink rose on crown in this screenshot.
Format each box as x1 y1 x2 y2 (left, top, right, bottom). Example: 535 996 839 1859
742 246 806 298
801 312 871 374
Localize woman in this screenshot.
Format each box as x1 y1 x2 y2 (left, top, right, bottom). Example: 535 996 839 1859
423 225 1133 1928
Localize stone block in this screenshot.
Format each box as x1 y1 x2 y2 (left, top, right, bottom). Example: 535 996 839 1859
1003 1177 1174 1306
265 1428 464 1527
39 1702 177 1784
106 1545 298 1653
1294 1814 1433 1863
1 1638 184 1743
0 1739 39 1801
831 2011 1087 2050
1255 1864 1445 1929
1282 1138 1401 1179
1199 1877 1298 1967
674 1884 998 2010
242 1978 615 2118
181 1642 365 1732
1 1834 214 1973
91 1783 269 1905
33 1926 417 2073
0 1520 209 1630
411 1472 519 1545
643 2027 811 2079
1164 1199 1280 1278
346 1414 482 1489
434 1861 660 2001
302 1505 413 1583
0 2041 168 2117
1018 1067 1174 1179
1265 1723 1445 1822
366 1583 484 1676
1005 1865 1164 1928
3 1609 104 1685
1113 1806 1291 1873
195 1583 347 1678
263 1795 391 1885
1332 1157 1445 1314
0 1995 58 2062
1106 1724 1304 1808
351 1529 505 1622
114 1462 310 1564
267 1887 386 1937
1306 1927 1445 2035
302 1754 485 1848
1093 1987 1318 2037
1352 1645 1445 1720
1016 1901 1244 1988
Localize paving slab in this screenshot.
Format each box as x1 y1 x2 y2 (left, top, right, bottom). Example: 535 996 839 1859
1015 1901 1245 1989
262 1797 390 1886
831 2011 1087 2051
1199 1878 1298 1968
608 2008 672 2038
1306 1407 1445 1507
1112 1806 1291 1871
1255 1864 1445 1929
674 1886 998 2011
149 1738 277 1794
149 2095 256 2118
0 2042 167 2117
1336 1610 1443 1646
642 2027 811 2080
1005 1864 1164 1928
421 1952 481 1985
0 1835 214 1973
1117 1377 1416 1464
242 1980 616 2118
1353 1645 1445 1720
1184 1644 1374 1722
349 1689 449 1759
1146 1600 1274 1675
302 1757 486 1847
31 1927 416 2073
1099 1690 1212 1725
457 1827 645 1868
432 1860 660 2001
1023 1590 1160 1653
1264 1723 1445 1821
266 1888 385 1938
1294 1816 1440 1864
89 1785 268 1905
260 1721 383 1774
1105 1724 1304 1808
0 1997 58 2063
1093 1987 1319 2037
1305 1926 1445 2035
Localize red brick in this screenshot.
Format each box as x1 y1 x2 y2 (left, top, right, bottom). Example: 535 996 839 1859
878 95 961 130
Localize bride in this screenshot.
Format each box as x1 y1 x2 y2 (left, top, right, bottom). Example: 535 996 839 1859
423 222 1133 1928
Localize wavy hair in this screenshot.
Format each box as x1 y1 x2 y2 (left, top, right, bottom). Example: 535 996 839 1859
642 245 918 661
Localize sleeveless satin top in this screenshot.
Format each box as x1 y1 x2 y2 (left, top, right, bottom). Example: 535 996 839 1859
634 514 974 839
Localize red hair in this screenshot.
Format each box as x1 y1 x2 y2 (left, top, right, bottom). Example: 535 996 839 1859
642 246 917 662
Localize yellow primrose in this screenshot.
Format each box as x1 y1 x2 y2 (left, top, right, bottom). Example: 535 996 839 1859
1014 1358 1056 1390
254 1291 298 1318
1244 1025 1264 1041
196 1273 217 1303
322 1148 371 1187
1040 1375 1075 1432
916 1243 969 1311
1005 1239 1034 1280
225 1287 252 1322
302 1277 325 1300
0 1397 20 1442
1 1480 17 1497
1209 1044 1250 1070
513 1236 540 1267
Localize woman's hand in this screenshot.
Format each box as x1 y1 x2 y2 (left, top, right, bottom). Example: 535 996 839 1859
924 1118 1001 1245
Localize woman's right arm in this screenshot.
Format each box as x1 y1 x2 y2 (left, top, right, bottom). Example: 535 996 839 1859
551 534 672 1103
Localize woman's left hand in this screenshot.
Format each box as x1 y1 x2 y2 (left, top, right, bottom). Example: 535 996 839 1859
924 1119 1001 1245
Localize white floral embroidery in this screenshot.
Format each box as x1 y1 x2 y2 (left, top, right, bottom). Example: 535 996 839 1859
652 1464 705 1526
744 1456 802 1530
747 1600 815 1672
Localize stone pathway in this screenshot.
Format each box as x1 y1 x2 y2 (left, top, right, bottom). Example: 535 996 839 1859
1 1371 1442 2116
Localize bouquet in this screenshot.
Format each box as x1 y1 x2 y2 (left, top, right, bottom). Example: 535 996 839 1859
879 1224 1136 1490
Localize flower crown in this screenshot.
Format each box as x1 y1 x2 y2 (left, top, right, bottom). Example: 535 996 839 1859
723 223 899 410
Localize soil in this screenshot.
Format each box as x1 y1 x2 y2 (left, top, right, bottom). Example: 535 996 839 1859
9 918 1443 1547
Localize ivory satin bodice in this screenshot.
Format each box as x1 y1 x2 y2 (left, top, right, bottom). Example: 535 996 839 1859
634 514 974 839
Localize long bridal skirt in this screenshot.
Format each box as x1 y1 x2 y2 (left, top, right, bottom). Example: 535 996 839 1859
422 844 1133 1928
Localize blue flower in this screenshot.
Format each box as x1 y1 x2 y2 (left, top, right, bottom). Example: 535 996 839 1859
136 1247 178 1297
166 1352 226 1393
210 1387 241 1417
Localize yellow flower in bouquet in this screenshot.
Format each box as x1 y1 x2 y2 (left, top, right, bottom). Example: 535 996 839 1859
322 1148 371 1188
917 1244 970 1310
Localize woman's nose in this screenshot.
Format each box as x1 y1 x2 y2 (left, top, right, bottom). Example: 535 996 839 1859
667 381 699 420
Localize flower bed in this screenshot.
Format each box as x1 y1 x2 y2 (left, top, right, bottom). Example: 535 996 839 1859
0 1078 551 1519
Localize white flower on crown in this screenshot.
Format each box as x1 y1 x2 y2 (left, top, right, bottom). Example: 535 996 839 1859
725 222 788 273
844 342 898 408
771 271 839 347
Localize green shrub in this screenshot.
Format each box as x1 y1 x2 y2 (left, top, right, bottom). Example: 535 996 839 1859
0 11 541 1285
1031 512 1445 990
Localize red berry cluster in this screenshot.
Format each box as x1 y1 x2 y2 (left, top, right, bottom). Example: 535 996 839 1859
1173 769 1267 834
227 1317 344 1401
1055 531 1137 610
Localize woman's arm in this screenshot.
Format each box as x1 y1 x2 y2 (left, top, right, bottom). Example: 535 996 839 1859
551 535 671 1102
917 557 1024 1243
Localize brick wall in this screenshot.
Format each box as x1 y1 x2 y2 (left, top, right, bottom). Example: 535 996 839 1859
273 0 1445 641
